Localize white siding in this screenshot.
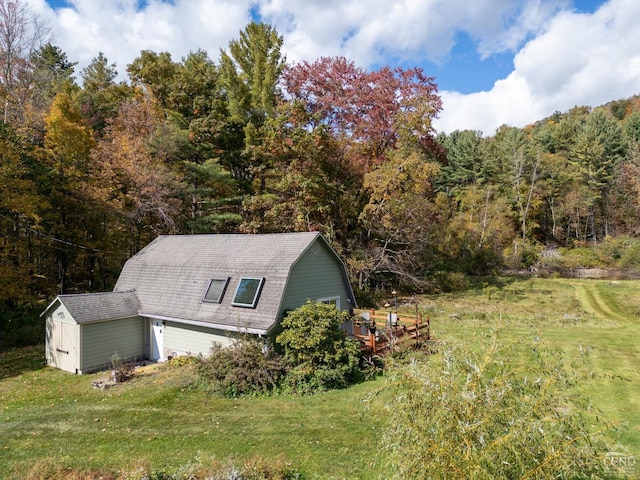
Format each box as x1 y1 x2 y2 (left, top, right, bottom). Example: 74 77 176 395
45 304 79 373
164 322 234 358
79 317 145 373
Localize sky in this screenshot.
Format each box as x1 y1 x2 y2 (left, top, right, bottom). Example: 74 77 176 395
28 0 640 136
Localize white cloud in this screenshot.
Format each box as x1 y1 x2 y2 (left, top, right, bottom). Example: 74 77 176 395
28 0 253 78
435 0 640 135
24 0 640 138
260 0 565 66
435 75 541 136
29 0 565 75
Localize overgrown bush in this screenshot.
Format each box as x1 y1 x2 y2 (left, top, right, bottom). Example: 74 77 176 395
431 270 471 293
601 235 637 262
618 240 640 268
276 301 362 394
109 351 135 383
196 337 287 397
166 354 202 367
557 245 606 269
502 240 541 270
376 329 610 479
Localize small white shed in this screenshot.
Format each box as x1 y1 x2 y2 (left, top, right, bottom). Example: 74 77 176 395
42 291 144 374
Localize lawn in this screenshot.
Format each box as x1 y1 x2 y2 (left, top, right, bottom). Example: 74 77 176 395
1 277 639 478
411 278 640 457
0 348 387 479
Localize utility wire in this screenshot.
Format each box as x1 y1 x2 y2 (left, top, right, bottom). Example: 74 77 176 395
0 212 129 257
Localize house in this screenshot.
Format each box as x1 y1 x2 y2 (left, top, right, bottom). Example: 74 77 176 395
42 232 357 374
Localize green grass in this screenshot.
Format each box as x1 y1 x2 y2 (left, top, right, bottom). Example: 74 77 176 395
0 353 386 478
1 278 639 478
413 278 640 457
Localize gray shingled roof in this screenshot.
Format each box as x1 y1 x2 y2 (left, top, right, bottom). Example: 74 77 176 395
113 232 326 333
43 291 140 324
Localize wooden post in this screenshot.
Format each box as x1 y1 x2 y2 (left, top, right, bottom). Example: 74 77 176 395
369 319 377 354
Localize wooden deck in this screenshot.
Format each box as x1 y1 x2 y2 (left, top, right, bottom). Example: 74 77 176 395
350 308 430 355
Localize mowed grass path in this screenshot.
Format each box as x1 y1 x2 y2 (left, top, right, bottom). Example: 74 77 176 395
417 278 640 456
1 278 639 478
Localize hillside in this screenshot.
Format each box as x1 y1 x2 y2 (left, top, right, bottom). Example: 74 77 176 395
2 278 639 478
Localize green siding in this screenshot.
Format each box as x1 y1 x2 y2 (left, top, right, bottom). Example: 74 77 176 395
282 240 351 314
164 322 234 357
80 317 145 373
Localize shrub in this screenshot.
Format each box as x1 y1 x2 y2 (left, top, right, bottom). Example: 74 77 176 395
503 240 540 270
601 235 637 261
276 301 362 394
167 354 202 367
619 241 640 268
109 351 134 383
377 329 610 479
196 337 287 397
431 271 471 293
558 246 605 269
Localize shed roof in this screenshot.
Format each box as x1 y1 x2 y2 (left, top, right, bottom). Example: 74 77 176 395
41 290 140 324
113 232 339 333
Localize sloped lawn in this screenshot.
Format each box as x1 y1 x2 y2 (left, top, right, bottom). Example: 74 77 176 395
2 278 639 478
1 346 386 478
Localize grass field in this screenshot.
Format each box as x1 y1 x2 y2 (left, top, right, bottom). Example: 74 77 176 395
415 278 640 457
1 277 639 478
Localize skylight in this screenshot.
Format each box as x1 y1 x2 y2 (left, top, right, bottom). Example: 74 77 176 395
231 277 265 308
203 278 230 303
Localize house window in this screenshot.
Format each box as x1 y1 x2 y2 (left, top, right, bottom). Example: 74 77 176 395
231 277 265 308
203 277 230 303
318 296 340 310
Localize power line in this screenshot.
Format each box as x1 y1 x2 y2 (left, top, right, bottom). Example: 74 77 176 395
0 212 129 257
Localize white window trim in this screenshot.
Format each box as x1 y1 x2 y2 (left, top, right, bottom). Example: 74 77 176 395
231 277 265 308
317 296 340 311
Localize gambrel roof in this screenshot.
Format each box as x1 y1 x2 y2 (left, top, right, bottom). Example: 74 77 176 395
113 232 354 334
41 291 140 324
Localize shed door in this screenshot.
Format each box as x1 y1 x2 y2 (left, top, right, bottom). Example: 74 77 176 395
51 320 76 373
151 320 164 361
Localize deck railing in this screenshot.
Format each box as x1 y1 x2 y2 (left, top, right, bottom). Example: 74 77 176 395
350 308 430 355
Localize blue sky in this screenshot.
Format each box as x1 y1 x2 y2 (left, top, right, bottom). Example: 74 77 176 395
33 0 639 135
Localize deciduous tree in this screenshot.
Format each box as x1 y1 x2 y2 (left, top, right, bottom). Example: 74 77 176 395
282 57 443 171
42 93 97 292
90 95 182 253
242 100 360 242
0 0 50 124
0 122 45 304
358 145 440 288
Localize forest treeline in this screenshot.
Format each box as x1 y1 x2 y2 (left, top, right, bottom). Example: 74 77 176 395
2 2 640 345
